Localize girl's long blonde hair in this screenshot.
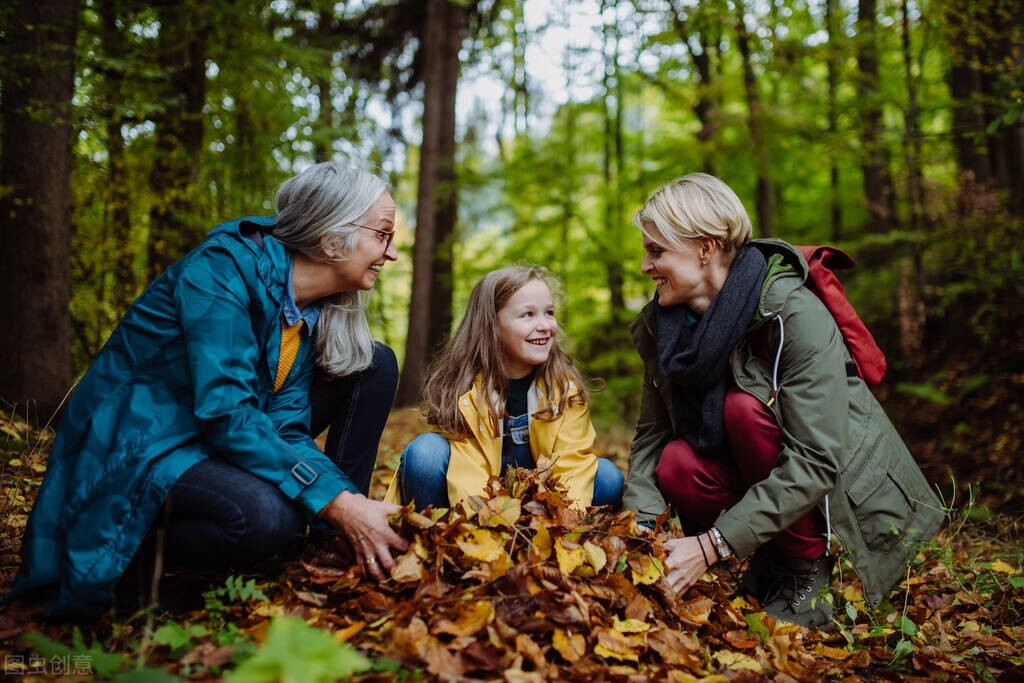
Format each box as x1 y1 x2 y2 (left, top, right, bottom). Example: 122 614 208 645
423 265 590 439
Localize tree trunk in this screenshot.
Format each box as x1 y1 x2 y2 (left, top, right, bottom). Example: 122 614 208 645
395 0 467 407
99 0 137 314
601 1 625 326
147 1 208 279
898 0 926 362
0 0 78 423
945 0 1024 215
734 0 774 237
826 0 843 241
856 0 897 233
314 9 335 164
667 0 720 174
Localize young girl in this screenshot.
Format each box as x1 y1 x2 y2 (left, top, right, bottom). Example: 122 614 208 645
385 265 623 510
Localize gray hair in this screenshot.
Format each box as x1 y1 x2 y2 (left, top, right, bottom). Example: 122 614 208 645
274 162 389 377
634 172 752 254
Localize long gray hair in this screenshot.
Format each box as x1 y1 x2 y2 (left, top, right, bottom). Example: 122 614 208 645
273 162 389 377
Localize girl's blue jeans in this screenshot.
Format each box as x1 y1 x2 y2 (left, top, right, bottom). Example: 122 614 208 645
397 431 625 510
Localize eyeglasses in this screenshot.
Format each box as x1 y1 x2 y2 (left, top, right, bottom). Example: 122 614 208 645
351 224 395 251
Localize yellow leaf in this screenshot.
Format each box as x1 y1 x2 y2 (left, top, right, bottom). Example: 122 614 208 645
556 539 586 575
478 495 521 527
731 595 755 611
612 616 650 634
0 423 22 440
457 528 509 563
8 458 22 467
552 629 587 663
594 628 645 662
713 650 763 672
333 621 365 643
251 602 288 618
629 554 663 585
530 524 552 562
583 541 607 572
989 560 1017 575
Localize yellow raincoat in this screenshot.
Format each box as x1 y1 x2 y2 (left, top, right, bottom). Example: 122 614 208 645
385 375 599 507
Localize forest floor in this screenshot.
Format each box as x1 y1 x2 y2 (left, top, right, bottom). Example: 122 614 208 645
1 346 1022 681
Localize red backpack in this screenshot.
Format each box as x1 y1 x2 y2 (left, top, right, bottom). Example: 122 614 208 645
797 245 887 386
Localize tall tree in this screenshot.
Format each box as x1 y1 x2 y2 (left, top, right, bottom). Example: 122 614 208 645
97 0 137 314
146 0 209 279
897 0 926 361
944 0 1024 215
395 0 470 406
0 0 79 422
733 0 774 236
855 0 897 233
825 0 844 240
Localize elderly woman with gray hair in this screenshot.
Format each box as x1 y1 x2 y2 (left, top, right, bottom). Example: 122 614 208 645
624 172 942 628
7 162 408 618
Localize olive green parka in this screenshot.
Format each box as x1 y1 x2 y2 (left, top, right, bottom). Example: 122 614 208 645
623 239 943 607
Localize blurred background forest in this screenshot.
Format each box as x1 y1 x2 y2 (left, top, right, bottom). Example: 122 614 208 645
1 0 1021 507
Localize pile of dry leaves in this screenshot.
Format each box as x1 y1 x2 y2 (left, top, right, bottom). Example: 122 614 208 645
280 461 1024 681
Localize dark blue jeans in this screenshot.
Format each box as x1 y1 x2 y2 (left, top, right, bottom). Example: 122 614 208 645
398 432 625 510
158 342 398 571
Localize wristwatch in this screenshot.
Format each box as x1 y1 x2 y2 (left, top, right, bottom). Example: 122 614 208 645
709 526 732 560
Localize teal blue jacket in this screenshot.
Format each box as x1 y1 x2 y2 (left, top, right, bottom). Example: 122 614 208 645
8 217 354 618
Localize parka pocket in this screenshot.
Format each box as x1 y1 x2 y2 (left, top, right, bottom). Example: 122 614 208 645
846 437 915 553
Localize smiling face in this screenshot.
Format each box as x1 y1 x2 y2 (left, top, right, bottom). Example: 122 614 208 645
496 278 557 379
640 225 722 312
329 192 398 292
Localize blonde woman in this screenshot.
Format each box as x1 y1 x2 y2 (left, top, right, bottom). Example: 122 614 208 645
624 173 942 628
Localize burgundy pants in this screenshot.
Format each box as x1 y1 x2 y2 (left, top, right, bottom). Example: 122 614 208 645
655 388 826 560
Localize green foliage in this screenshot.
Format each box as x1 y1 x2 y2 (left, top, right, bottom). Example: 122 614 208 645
203 575 269 612
22 628 127 678
226 616 372 683
152 621 211 656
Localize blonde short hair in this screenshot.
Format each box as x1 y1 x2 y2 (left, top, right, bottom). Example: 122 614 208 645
634 173 752 254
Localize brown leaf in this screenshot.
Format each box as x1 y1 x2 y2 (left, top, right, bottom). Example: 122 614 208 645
515 632 547 668
723 629 759 649
648 628 703 670
432 600 495 637
391 548 427 583
594 627 646 662
384 616 429 659
180 643 236 669
424 641 467 678
676 595 714 627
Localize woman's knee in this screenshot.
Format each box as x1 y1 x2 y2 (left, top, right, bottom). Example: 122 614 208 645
655 439 703 495
241 497 306 560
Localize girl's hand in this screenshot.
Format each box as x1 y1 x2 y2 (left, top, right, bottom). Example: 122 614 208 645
663 534 716 595
320 490 408 581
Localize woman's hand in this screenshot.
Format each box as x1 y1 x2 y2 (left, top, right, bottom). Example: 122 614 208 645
663 534 716 595
320 490 408 581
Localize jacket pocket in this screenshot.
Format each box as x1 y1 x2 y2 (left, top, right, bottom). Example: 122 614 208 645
846 436 914 553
